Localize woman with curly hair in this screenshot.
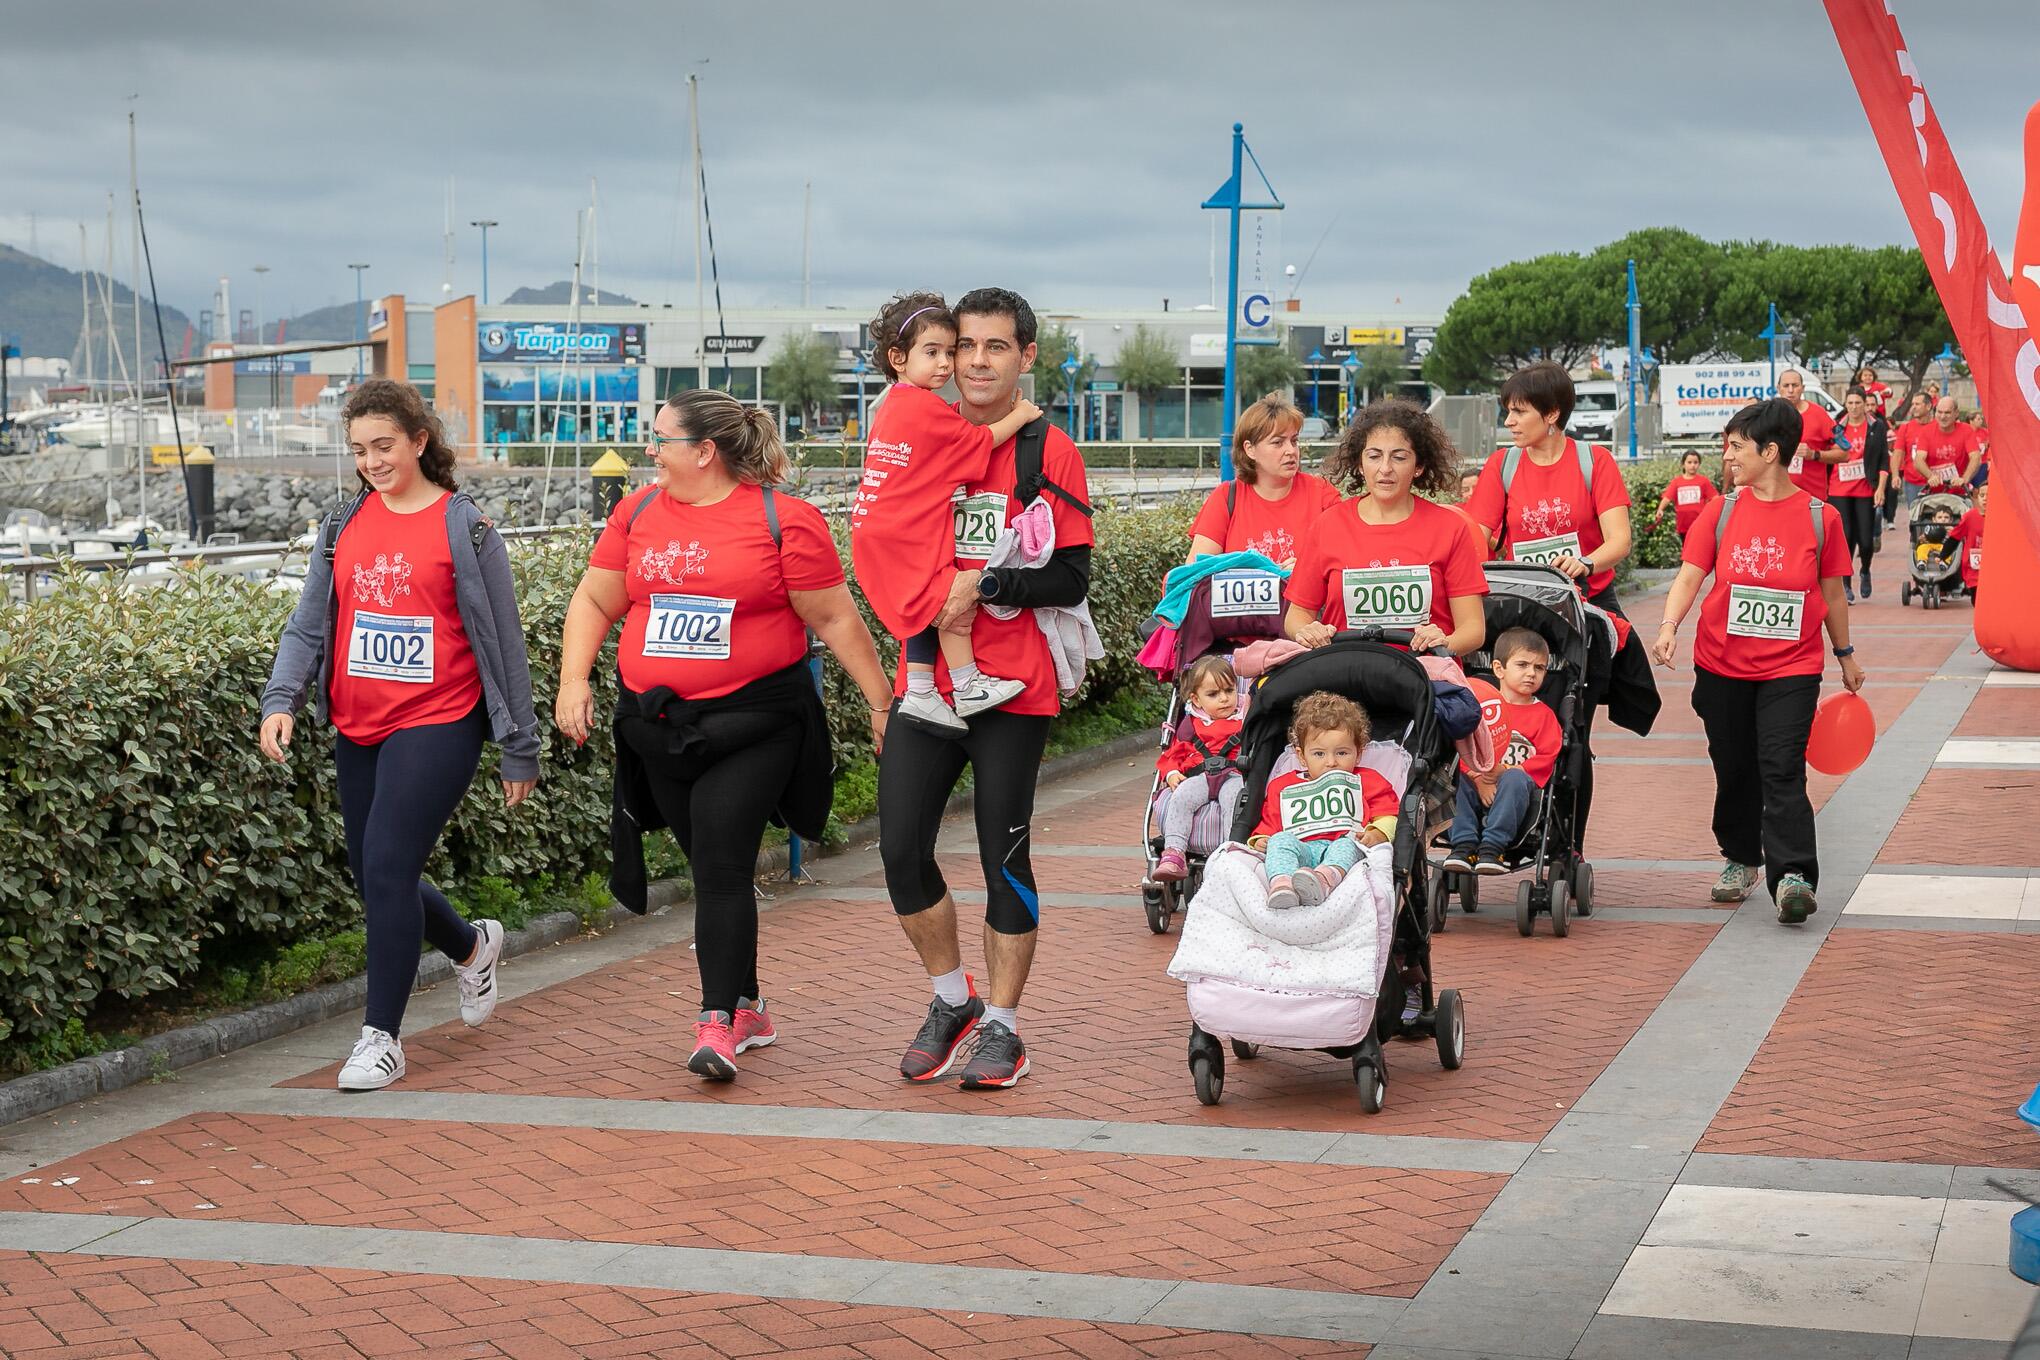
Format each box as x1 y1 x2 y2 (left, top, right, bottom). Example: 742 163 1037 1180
1283 397 1488 656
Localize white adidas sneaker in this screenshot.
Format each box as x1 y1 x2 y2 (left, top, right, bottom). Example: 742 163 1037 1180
337 1026 405 1092
455 919 504 1027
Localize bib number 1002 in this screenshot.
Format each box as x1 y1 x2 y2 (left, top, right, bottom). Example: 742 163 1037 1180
644 593 736 659
346 612 434 684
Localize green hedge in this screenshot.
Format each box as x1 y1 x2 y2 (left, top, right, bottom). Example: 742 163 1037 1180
0 496 1193 1054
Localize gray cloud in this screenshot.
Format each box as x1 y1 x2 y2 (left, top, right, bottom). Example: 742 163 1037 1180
1 0 2030 328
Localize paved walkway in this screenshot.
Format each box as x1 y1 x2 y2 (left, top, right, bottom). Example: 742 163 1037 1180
4 584 2038 1358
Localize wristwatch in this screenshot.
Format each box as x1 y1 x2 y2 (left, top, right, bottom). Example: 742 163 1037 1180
1833 645 1856 659
976 572 1001 600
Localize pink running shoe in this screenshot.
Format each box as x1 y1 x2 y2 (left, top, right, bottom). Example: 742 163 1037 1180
687 1011 738 1081
1152 849 1189 883
733 1001 777 1055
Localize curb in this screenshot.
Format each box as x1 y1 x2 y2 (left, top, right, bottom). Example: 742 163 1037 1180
0 725 1157 1129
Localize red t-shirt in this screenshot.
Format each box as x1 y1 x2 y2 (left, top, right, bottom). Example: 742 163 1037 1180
1951 509 1986 588
1682 490 1851 681
1829 420 1875 499
1287 498 1488 637
1661 474 1721 537
591 483 843 700
1158 709 1246 778
1460 696 1563 787
891 423 1095 717
1912 422 1982 488
1865 381 1892 416
328 492 483 746
1254 766 1399 841
1892 421 1927 485
1464 440 1632 596
1188 472 1342 564
1787 402 1838 499
849 383 998 637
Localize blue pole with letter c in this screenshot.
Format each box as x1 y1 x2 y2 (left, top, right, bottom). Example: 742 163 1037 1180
1625 259 1641 462
1202 122 1283 482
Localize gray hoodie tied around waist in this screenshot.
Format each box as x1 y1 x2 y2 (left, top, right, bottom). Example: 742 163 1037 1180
260 489 543 782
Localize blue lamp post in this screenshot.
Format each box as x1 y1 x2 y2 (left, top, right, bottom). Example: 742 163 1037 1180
1307 347 1324 416
1934 341 1958 396
1759 302 1781 389
1061 352 1081 438
851 355 869 440
1341 350 1360 420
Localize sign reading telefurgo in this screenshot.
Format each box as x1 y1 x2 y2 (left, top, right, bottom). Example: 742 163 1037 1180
478 322 646 364
1659 363 1776 437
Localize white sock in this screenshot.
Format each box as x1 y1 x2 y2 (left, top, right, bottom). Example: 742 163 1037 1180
907 671 936 696
983 1005 1018 1034
931 967 969 1006
951 662 983 688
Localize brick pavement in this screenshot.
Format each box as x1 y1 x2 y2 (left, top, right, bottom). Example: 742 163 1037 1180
0 1251 1367 1359
1956 686 2040 737
1875 769 2040 864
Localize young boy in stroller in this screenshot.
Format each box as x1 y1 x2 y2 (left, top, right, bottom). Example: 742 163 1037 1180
1248 692 1399 910
1443 628 1563 877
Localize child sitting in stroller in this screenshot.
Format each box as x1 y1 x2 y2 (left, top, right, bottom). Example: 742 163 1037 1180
1153 656 1248 884
1248 691 1398 911
1443 628 1563 876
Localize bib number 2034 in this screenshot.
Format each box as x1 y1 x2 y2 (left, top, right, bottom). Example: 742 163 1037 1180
1211 569 1282 618
644 593 736 660
1341 565 1431 628
347 612 434 685
1725 584 1803 641
1279 771 1361 840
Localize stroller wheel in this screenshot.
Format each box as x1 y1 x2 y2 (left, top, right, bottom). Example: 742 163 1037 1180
1192 1053 1224 1105
1461 871 1480 914
1901 580 1914 605
1572 861 1595 917
1515 880 1536 937
1230 1038 1260 1061
1435 989 1466 1071
1143 884 1171 935
1428 863 1448 934
1550 878 1572 938
1354 1056 1386 1114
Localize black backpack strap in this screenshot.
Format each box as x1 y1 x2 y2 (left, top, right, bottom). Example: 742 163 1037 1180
1226 481 1237 517
623 485 662 533
321 489 372 564
762 484 783 548
1012 415 1092 518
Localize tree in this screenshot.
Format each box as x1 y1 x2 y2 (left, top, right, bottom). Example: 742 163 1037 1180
764 331 840 433
1356 343 1407 403
1235 335 1302 403
1423 252 1601 391
1114 323 1180 436
1030 323 1094 415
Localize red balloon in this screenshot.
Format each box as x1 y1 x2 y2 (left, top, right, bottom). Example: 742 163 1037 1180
1807 692 1876 775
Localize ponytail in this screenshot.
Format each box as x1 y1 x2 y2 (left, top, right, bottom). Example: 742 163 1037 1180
664 389 789 485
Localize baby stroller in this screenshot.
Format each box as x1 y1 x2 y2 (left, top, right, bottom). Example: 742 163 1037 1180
1900 490 1970 609
1432 562 1602 938
1140 569 1286 934
1170 628 1466 1114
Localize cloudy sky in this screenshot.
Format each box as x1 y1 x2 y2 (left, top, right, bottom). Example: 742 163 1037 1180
1 0 2031 328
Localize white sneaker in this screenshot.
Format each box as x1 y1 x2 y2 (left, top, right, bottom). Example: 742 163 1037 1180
898 689 968 736
455 919 504 1027
951 673 1025 718
338 1026 405 1092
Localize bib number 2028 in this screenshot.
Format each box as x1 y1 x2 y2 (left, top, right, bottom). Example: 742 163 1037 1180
645 593 736 659
347 612 434 684
1341 565 1431 628
952 492 1007 559
1211 569 1282 618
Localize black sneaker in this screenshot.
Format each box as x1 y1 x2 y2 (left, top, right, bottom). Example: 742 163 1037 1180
957 1019 1030 1089
900 984 985 1082
1474 849 1509 876
1441 845 1476 874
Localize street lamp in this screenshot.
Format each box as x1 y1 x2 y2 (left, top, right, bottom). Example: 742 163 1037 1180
1758 301 1781 389
470 220 499 305
1341 350 1360 421
1061 352 1081 438
347 263 370 383
251 264 269 346
1306 347 1324 416
1935 341 1959 400
851 355 869 441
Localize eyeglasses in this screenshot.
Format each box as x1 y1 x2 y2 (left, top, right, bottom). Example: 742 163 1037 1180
645 432 704 451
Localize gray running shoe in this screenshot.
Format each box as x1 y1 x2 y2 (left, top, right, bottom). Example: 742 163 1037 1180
1711 861 1760 903
1776 873 1818 924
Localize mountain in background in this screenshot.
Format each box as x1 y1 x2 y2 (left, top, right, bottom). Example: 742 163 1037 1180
0 244 196 366
502 281 641 306
268 300 369 343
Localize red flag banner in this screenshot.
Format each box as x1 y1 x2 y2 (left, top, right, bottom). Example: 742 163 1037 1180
1826 0 2040 669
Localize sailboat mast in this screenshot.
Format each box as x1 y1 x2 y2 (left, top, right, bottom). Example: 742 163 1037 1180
801 180 812 307
128 111 148 528
690 74 704 383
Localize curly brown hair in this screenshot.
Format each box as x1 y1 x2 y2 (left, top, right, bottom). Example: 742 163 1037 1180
1326 397 1459 499
342 378 458 491
1289 690 1371 751
869 290 955 381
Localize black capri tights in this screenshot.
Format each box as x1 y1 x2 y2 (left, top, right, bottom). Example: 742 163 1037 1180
1834 496 1878 575
878 707 1052 935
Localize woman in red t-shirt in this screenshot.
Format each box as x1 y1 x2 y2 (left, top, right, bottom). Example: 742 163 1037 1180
1186 395 1342 569
556 390 894 1083
259 380 541 1093
1830 386 1889 602
1651 398 1864 925
1949 483 1988 596
1464 361 1634 614
1651 450 1722 541
1285 398 1488 656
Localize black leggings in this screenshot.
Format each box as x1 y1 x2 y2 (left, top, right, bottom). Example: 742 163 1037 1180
336 705 485 1037
878 706 1052 935
1834 496 1878 575
619 707 803 1014
1572 584 1630 856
